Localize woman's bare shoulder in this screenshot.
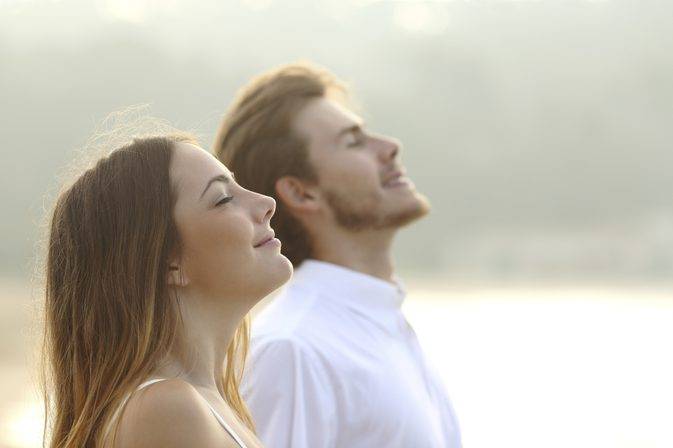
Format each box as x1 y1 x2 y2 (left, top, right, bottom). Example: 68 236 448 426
113 378 239 448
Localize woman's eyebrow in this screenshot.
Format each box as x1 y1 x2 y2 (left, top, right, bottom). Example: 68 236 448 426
200 174 230 200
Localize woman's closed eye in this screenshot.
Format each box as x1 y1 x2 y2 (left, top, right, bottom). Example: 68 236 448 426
215 196 233 207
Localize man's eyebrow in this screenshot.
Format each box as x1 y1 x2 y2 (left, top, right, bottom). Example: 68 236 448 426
200 174 230 199
335 123 365 140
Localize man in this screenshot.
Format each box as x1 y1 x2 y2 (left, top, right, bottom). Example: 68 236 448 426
214 62 461 448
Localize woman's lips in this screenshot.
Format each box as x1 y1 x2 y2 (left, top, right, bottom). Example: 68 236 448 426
253 231 275 248
254 231 281 249
256 237 281 249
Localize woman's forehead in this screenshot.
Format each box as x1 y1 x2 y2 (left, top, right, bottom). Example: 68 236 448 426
171 142 231 194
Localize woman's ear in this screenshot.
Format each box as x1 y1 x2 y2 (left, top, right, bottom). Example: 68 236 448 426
167 263 190 287
275 176 321 213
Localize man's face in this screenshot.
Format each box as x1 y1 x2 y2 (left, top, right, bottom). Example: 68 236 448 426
292 97 430 231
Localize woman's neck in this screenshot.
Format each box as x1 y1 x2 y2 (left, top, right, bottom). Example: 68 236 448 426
154 288 249 394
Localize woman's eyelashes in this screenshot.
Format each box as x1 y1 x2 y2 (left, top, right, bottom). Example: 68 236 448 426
215 196 234 207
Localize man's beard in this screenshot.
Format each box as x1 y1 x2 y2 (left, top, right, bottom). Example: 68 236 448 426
323 188 430 232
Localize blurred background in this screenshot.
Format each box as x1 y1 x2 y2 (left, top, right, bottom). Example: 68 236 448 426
1 0 672 446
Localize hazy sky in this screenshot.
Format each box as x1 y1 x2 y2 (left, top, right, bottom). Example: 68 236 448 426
2 0 672 281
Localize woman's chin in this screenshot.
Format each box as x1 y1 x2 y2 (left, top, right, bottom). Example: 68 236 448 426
274 254 294 285
256 255 293 297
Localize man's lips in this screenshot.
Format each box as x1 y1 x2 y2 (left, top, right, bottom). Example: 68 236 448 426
382 169 411 188
382 169 403 184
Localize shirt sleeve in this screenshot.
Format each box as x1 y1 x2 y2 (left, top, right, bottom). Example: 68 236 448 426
241 337 338 448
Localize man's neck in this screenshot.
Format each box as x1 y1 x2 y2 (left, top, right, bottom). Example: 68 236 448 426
311 227 396 282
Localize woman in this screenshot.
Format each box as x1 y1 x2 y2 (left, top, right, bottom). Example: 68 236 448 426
43 133 292 447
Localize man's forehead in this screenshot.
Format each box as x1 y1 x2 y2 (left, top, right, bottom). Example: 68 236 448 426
294 97 362 138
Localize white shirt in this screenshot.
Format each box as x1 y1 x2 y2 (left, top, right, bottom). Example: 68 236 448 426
241 260 462 448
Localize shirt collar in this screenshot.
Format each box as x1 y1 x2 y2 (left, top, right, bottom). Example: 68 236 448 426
291 259 406 311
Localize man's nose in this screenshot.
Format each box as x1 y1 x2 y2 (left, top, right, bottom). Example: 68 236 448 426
373 134 400 162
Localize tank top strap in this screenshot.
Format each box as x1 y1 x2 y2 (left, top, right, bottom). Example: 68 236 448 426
135 377 168 391
103 379 167 441
199 399 249 448
108 377 248 448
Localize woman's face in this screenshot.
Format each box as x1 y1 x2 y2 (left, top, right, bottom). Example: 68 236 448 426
170 142 292 304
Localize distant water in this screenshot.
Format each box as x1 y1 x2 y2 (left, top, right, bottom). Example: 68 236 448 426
2 282 672 448
404 286 673 448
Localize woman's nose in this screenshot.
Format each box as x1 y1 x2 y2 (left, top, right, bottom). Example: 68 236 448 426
257 193 276 223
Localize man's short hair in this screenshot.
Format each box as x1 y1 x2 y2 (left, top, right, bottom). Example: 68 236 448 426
214 62 347 267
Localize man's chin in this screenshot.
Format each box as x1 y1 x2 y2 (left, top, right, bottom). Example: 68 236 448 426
325 188 430 232
381 193 431 229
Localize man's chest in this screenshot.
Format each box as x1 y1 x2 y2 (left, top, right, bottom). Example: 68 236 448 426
324 333 448 446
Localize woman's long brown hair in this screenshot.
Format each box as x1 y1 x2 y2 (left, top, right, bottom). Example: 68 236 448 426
42 135 254 447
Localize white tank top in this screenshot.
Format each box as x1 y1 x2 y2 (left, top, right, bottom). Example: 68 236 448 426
106 378 250 448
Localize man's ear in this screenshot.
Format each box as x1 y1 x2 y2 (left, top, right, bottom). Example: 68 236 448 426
275 176 321 213
166 262 190 287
